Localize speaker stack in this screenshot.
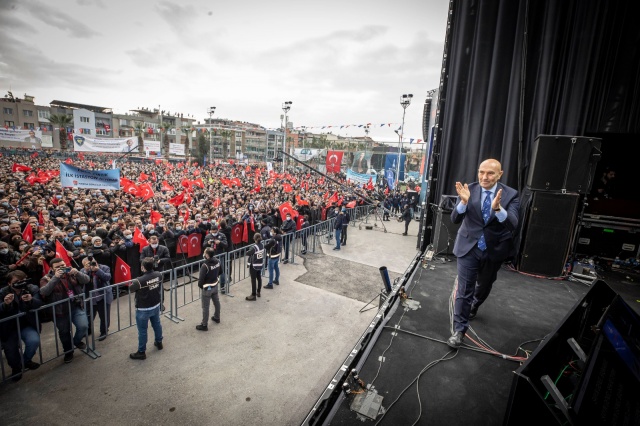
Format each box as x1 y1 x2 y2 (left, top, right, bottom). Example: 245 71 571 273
518 135 601 276
432 195 462 256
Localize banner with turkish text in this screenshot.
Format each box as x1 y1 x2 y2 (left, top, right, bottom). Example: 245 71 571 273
60 163 121 190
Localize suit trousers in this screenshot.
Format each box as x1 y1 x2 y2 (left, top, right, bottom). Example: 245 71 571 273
453 245 502 333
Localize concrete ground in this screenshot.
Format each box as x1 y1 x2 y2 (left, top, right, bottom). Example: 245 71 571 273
0 217 419 426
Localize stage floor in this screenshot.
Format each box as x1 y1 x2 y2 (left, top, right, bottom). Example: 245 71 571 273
330 257 640 425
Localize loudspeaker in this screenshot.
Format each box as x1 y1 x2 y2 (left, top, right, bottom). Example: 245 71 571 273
519 192 579 276
433 195 461 255
526 135 601 193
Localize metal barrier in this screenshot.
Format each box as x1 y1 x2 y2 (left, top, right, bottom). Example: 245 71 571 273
0 312 25 383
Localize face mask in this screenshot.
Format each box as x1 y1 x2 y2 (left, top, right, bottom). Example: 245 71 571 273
148 230 155 234
79 226 87 231
36 240 46 245
64 212 71 216
112 217 118 222
0 249 8 255
68 231 75 236
74 241 82 247
94 244 102 248
286 217 291 221
124 235 132 239
146 210 151 214
73 219 80 223
85 198 91 203
202 220 208 224
175 226 182 230
0 226 8 231
55 195 62 199
150 243 159 249
158 223 165 227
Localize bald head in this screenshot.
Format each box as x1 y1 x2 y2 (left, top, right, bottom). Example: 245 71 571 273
478 159 503 189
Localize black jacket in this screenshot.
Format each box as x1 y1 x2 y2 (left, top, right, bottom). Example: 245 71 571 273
203 231 228 256
282 218 296 234
140 244 171 263
0 284 43 338
130 271 162 309
198 257 221 289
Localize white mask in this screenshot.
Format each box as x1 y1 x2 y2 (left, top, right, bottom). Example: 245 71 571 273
150 243 159 249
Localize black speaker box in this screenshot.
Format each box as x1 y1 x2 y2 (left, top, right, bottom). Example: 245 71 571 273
519 192 579 276
433 195 461 255
526 135 601 193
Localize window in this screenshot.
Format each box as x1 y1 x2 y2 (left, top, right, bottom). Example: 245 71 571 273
81 128 91 135
3 108 12 115
96 129 107 136
23 110 34 117
38 110 50 119
119 119 128 126
4 120 15 127
24 123 35 129
80 116 90 123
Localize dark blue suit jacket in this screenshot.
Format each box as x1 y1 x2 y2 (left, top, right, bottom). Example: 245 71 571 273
451 182 519 261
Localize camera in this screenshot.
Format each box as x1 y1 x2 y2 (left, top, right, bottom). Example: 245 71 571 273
12 279 31 292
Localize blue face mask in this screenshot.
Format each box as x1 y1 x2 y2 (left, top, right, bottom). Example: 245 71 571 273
73 241 82 247
36 240 46 246
68 231 75 237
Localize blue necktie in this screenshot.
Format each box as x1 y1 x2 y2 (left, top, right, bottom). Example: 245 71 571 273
477 190 491 251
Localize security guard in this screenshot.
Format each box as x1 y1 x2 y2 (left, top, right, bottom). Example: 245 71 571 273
129 257 164 360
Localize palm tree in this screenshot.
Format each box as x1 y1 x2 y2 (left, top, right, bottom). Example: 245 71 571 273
48 113 73 151
220 129 231 161
181 126 192 156
134 122 145 154
160 122 171 158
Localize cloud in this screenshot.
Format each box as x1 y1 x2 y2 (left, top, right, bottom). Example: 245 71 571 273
125 48 166 68
76 0 105 8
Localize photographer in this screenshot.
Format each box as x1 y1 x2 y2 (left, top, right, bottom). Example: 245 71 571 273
0 271 43 381
196 248 221 331
39 258 90 364
129 257 164 360
81 256 112 342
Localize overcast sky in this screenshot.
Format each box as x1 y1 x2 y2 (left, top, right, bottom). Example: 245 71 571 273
0 0 448 144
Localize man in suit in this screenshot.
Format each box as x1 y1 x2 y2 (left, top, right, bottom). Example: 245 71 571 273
447 159 519 348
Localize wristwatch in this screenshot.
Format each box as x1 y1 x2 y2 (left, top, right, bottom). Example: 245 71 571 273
493 206 501 212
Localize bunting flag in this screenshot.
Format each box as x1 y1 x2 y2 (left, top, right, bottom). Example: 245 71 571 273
161 180 174 191
133 228 149 253
22 224 34 243
114 256 131 284
187 233 202 257
176 235 189 254
149 210 162 224
55 240 72 266
11 163 32 173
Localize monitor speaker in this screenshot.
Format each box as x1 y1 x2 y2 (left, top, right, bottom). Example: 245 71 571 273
519 192 579 276
526 135 601 193
432 195 461 255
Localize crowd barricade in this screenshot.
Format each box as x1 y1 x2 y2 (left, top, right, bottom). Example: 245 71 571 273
86 278 140 352
226 245 254 291
0 312 26 383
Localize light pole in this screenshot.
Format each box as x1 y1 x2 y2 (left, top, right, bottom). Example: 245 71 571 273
396 94 413 188
281 101 292 172
364 125 370 158
207 106 216 160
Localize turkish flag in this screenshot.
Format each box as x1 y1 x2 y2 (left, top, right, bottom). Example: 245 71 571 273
26 173 38 185
191 178 204 189
278 202 299 222
296 195 309 206
181 178 191 189
328 192 339 204
365 177 374 190
384 187 389 195
346 200 357 208
31 152 38 159
114 256 131 284
64 158 73 164
78 152 85 161
133 228 148 253
150 210 162 224
123 183 138 196
231 177 242 187
193 169 200 177
137 183 155 202
177 235 189 254
283 183 293 193
187 233 202 257
11 163 32 173
148 127 153 135
155 159 163 165
22 224 34 243
213 198 221 208
38 211 44 225
121 177 134 187
151 171 157 182
231 223 243 245
296 215 304 231
55 240 72 266
326 151 343 173
139 172 149 182
161 180 174 191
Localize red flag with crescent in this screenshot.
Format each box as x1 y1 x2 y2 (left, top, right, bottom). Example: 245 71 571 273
55 240 72 266
133 228 148 253
161 180 174 191
278 202 298 222
139 172 149 182
177 235 189 254
137 183 155 202
114 256 131 284
231 223 243 245
187 233 202 257
22 224 34 243
326 151 343 173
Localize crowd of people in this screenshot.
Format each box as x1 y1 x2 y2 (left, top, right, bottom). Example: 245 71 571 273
0 149 419 381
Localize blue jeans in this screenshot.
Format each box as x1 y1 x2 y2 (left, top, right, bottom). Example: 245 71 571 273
335 228 342 249
268 257 280 284
57 304 89 351
136 306 163 353
1 326 40 369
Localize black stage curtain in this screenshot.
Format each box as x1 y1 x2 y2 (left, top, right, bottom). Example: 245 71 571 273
435 0 640 199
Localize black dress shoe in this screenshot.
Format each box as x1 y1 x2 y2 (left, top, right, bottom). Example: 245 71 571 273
246 295 256 301
447 331 465 349
196 324 208 331
264 284 274 289
154 341 163 350
211 317 220 324
469 305 478 320
256 292 261 297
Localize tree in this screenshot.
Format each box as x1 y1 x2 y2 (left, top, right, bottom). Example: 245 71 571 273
181 126 191 156
160 122 171 158
134 122 145 154
48 113 73 151
194 133 208 165
219 130 231 161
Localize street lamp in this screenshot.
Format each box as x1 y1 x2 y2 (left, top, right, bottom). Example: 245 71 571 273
207 106 216 160
282 101 292 172
396 94 413 188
